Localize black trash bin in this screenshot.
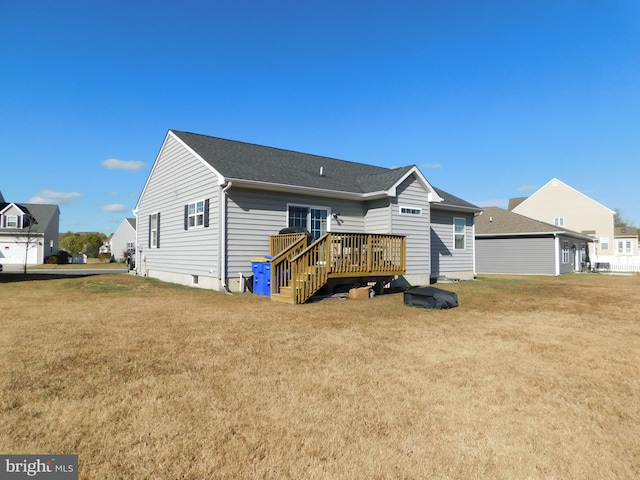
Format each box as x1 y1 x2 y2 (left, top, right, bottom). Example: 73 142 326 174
278 226 314 245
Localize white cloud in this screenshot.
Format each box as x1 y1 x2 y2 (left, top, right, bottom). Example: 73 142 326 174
101 158 146 171
421 163 443 169
101 203 127 212
29 190 82 205
517 184 538 192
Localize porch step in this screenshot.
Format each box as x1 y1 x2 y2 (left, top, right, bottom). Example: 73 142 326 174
271 292 295 304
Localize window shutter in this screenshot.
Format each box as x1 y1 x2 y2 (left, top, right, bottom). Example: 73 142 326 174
184 205 189 230
204 199 210 227
148 214 152 248
156 212 160 248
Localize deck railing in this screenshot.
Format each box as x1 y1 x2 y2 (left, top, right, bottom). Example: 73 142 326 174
270 233 308 257
269 232 406 304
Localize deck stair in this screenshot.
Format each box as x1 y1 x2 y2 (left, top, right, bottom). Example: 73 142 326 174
269 232 406 304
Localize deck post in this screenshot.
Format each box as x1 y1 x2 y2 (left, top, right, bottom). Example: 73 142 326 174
367 235 373 272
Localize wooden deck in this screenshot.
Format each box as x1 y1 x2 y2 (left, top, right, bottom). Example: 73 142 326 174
268 233 406 304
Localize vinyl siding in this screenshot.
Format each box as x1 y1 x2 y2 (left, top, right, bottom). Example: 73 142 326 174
364 198 391 233
226 188 366 277
476 236 557 275
391 175 430 275
136 135 220 277
430 210 474 278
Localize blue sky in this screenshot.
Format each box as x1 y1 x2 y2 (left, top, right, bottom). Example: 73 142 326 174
1 0 639 234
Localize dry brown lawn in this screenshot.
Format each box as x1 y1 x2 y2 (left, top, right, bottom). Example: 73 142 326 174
1 272 638 479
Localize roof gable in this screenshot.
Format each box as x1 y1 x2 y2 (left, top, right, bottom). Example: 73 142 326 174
514 178 615 215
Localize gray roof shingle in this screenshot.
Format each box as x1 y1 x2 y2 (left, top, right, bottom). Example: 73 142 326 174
172 130 418 194
476 206 592 240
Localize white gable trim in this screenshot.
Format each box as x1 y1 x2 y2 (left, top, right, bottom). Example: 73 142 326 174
135 130 226 211
386 166 443 203
0 203 26 215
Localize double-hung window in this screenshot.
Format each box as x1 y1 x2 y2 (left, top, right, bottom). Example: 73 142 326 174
149 213 160 248
562 240 570 264
454 217 466 250
554 217 565 227
188 201 204 227
184 199 209 230
6 215 18 228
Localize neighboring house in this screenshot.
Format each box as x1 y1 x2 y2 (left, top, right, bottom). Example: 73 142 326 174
134 130 480 294
110 218 136 261
0 194 60 266
613 226 639 265
99 237 111 256
475 206 593 275
509 178 616 263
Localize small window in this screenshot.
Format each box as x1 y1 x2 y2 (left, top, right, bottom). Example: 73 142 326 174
554 217 564 227
6 215 18 228
400 206 422 215
188 201 205 227
600 237 609 250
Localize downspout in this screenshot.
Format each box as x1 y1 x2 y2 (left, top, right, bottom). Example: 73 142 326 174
220 181 232 290
554 234 560 276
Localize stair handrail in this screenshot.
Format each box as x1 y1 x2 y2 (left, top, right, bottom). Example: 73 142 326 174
288 233 330 304
270 234 308 296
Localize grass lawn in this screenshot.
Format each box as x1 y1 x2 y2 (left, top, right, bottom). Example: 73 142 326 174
1 273 638 479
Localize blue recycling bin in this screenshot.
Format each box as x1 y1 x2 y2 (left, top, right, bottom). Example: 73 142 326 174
251 256 273 296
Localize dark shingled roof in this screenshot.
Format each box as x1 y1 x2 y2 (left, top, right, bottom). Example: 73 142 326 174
476 206 592 240
0 202 59 234
172 130 420 194
433 187 481 211
508 197 527 211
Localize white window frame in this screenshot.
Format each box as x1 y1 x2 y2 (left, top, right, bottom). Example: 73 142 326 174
150 213 158 248
554 217 564 227
6 215 18 228
562 240 570 264
400 205 422 216
286 203 330 240
188 200 205 228
600 237 609 250
453 217 466 250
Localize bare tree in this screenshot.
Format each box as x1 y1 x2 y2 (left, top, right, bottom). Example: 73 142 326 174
15 213 39 274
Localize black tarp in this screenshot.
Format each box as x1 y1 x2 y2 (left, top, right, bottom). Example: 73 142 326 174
403 286 458 309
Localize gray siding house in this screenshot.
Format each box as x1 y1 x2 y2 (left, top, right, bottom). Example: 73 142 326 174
476 207 592 275
134 130 480 291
